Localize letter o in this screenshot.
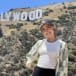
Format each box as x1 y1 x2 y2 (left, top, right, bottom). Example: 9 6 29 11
21 12 27 21
29 11 35 21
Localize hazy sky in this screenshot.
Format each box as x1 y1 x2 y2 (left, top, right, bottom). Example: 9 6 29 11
0 0 74 14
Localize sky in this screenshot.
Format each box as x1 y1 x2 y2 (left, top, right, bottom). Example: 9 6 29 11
0 0 75 14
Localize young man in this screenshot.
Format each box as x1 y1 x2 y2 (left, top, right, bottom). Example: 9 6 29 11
26 19 68 76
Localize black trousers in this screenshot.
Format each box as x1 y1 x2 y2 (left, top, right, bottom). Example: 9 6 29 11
32 66 55 76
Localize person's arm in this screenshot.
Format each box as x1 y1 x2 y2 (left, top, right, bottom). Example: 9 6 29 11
62 43 68 76
26 40 42 68
58 42 68 76
56 42 68 76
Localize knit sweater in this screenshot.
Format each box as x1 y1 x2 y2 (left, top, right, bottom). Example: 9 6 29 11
26 39 68 76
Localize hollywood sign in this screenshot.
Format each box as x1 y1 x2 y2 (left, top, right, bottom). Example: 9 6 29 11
0 9 42 22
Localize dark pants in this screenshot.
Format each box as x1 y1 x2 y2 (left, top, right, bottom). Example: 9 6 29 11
32 66 55 76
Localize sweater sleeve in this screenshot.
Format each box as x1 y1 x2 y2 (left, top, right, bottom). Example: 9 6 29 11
62 43 68 76
59 42 68 76
56 42 68 76
26 40 42 64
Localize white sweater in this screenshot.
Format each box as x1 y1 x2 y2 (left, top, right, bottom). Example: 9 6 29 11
26 39 62 69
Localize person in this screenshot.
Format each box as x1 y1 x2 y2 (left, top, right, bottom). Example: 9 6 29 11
26 19 68 76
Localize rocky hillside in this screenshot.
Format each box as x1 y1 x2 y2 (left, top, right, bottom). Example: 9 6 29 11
0 1 76 76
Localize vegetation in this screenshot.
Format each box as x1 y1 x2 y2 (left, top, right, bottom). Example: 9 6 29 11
0 2 76 76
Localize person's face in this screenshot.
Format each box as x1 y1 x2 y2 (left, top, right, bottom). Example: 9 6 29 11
40 24 55 39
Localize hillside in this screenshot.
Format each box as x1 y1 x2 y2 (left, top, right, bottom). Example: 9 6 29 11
0 1 76 76
0 2 76 33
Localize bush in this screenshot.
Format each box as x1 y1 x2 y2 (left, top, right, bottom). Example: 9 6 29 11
56 30 62 36
72 50 76 56
29 29 44 39
0 28 3 38
69 54 75 62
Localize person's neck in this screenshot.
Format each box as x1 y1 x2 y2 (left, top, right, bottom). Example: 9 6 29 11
47 37 57 43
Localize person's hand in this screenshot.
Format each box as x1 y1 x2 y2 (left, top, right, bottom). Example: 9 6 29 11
26 62 33 69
